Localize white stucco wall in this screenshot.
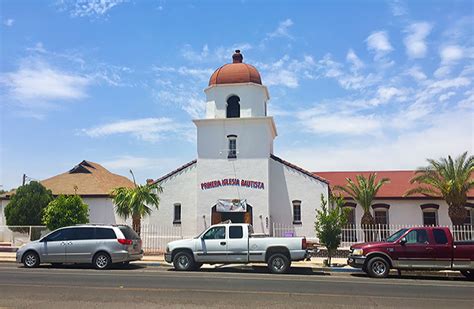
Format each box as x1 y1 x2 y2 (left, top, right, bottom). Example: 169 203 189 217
204 83 269 118
349 198 474 226
197 158 270 235
0 200 7 225
269 159 329 239
145 163 197 238
82 197 128 225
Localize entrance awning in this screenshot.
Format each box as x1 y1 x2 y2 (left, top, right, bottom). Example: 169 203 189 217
216 199 247 212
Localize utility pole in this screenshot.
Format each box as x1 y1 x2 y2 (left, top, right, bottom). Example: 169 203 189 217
22 174 26 186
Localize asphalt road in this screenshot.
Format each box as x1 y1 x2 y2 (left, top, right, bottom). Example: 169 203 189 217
0 263 473 308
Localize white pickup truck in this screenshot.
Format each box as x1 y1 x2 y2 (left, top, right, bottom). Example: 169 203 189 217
164 223 309 274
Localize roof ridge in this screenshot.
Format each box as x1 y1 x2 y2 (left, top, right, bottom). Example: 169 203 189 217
270 154 329 184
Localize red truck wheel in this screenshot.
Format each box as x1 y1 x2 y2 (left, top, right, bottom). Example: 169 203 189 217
366 257 390 278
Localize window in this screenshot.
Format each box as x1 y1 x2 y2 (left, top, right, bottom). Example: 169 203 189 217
173 203 181 224
226 95 240 118
68 228 95 240
229 226 243 239
463 208 472 225
374 210 388 225
44 229 66 242
202 227 226 240
95 228 116 239
423 211 438 226
227 135 237 159
433 229 448 244
118 226 140 240
405 229 429 244
293 200 301 224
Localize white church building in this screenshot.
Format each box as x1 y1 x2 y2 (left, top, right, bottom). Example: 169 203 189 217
145 50 329 238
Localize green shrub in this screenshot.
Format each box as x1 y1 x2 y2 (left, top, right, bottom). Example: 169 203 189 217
42 195 89 230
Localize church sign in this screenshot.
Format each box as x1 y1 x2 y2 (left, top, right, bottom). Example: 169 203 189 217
200 178 265 190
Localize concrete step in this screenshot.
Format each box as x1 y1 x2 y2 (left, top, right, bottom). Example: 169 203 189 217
0 246 18 253
0 242 12 247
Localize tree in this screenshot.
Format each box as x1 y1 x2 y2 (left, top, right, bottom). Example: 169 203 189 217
315 194 348 266
111 179 162 235
42 195 89 231
405 152 474 225
334 174 390 242
4 181 53 226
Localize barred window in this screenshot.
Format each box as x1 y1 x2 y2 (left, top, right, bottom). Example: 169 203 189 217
173 203 181 224
293 200 301 224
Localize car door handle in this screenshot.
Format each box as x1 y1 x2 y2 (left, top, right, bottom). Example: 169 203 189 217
67 242 73 245
60 242 66 246
220 242 226 246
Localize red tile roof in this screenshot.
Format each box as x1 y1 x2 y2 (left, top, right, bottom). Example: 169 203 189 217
314 170 474 199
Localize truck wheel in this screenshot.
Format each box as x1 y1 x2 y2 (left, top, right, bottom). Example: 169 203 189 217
367 257 390 278
268 253 290 274
173 251 195 271
461 270 474 280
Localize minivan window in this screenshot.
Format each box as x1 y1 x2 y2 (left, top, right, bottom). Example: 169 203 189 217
433 229 448 244
44 229 66 242
229 226 243 239
118 226 140 239
95 228 116 239
68 227 95 240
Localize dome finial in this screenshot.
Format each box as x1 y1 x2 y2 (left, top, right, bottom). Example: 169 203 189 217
232 50 243 63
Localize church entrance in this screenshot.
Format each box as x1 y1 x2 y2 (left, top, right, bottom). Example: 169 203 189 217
211 205 253 225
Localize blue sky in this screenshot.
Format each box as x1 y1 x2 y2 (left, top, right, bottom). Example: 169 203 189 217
1 0 473 190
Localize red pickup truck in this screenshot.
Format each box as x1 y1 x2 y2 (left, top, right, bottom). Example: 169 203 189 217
347 227 474 279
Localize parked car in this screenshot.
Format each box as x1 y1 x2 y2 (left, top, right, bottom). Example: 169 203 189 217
16 224 143 269
165 223 310 274
347 226 474 279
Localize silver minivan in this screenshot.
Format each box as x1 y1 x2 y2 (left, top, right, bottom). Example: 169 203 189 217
16 225 143 269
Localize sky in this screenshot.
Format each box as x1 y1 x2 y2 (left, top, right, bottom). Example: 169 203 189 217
1 0 473 190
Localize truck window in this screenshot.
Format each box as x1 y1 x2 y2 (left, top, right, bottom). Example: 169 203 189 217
229 226 243 239
405 229 429 244
202 227 226 240
433 229 448 244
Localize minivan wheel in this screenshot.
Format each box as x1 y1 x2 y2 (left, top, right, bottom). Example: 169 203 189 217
367 257 390 278
461 270 474 280
268 253 290 274
173 251 195 271
23 251 40 268
93 252 111 270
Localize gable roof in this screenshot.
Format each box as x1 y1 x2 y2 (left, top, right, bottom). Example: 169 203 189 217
271 155 329 184
154 159 197 184
1 160 135 199
315 170 474 199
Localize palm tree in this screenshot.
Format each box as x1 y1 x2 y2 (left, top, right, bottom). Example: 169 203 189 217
405 152 474 225
111 171 162 235
334 174 390 241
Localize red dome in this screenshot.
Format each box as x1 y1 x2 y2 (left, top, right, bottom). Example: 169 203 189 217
209 50 262 86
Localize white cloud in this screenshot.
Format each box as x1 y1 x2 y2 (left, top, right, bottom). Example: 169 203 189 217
59 0 126 17
366 31 393 54
267 18 294 39
265 69 299 88
282 109 472 172
440 45 464 63
81 117 184 142
4 18 14 27
389 0 408 16
1 59 91 102
181 44 209 62
404 22 432 58
346 49 364 71
406 66 427 81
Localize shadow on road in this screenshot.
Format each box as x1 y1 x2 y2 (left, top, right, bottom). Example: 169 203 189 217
168 265 330 276
29 263 147 271
350 272 470 282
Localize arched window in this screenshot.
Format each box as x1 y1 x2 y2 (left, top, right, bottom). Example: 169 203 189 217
226 95 240 118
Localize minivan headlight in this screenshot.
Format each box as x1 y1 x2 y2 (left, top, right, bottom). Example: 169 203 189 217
352 248 363 256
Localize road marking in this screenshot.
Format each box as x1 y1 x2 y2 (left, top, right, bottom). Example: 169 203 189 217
0 282 472 302
0 268 473 289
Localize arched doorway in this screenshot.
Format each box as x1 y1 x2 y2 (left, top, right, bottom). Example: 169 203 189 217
211 205 252 225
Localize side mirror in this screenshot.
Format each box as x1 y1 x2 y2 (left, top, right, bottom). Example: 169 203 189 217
400 237 407 245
